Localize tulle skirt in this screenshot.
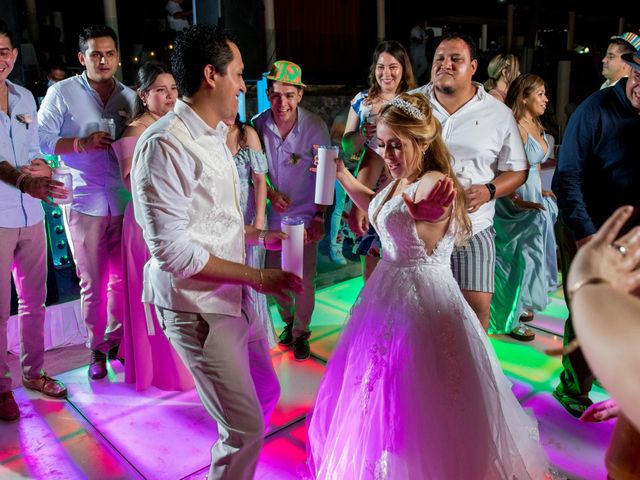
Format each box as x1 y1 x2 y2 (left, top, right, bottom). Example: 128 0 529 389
307 259 548 479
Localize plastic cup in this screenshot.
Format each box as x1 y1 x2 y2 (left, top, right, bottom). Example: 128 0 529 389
99 118 116 139
281 216 304 279
315 145 339 205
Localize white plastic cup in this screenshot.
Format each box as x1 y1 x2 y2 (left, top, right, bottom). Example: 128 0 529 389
52 160 73 205
315 145 339 205
281 216 304 279
99 118 116 139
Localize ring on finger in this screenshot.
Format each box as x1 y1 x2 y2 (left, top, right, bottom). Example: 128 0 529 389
611 242 627 256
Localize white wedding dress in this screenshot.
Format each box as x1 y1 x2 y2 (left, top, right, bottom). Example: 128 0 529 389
307 179 549 479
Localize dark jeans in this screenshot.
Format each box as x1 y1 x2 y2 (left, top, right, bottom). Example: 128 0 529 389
554 217 594 398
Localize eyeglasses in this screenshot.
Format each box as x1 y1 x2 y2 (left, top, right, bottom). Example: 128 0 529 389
0 48 14 60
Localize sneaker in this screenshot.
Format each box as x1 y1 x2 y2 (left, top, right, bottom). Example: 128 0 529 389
23 374 67 398
552 390 593 418
293 332 311 361
278 323 294 346
329 244 347 265
89 350 108 380
0 391 20 421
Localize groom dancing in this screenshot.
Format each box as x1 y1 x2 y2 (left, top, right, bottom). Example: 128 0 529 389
131 25 302 479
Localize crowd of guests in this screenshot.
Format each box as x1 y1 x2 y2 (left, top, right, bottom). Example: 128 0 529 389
1 15 640 479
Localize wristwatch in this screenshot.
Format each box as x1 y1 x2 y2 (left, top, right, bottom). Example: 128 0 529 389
485 182 496 200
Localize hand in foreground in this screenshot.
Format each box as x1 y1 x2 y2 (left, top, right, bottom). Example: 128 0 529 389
80 131 113 151
259 268 303 303
21 158 53 178
22 176 68 204
568 206 640 295
542 189 556 200
310 153 347 176
465 183 491 213
403 176 456 222
269 190 291 213
305 217 325 244
348 206 369 237
580 399 620 422
511 195 545 211
262 230 288 251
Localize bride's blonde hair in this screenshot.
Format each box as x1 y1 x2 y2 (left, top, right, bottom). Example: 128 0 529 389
378 93 471 242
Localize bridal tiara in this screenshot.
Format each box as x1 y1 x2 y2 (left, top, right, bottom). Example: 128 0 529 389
388 97 426 121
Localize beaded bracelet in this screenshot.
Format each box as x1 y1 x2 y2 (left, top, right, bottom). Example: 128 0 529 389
256 269 264 292
15 173 27 191
258 230 268 249
73 137 85 153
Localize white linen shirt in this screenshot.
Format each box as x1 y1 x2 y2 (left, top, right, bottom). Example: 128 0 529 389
131 100 245 315
252 107 330 230
38 72 136 216
0 80 43 228
412 82 528 235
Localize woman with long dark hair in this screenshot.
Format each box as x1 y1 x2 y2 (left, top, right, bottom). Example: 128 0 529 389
341 40 416 280
490 74 559 341
112 62 194 391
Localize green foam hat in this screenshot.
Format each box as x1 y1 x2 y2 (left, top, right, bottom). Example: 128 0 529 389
264 60 306 87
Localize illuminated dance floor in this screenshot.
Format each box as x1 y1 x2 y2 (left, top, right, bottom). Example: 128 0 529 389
0 277 613 479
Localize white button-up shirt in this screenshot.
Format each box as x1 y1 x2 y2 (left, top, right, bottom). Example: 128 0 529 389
131 100 245 315
412 82 528 235
38 72 136 216
0 80 43 228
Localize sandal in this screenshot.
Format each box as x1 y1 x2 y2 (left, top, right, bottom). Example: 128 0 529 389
508 323 536 342
519 311 534 323
552 390 593 418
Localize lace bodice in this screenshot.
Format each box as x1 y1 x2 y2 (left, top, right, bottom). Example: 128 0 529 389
369 180 456 266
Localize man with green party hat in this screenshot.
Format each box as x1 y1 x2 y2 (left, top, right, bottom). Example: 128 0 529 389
252 60 330 361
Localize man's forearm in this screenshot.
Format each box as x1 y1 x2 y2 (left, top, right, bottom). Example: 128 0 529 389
192 254 261 289
0 161 22 187
54 137 81 155
493 170 528 198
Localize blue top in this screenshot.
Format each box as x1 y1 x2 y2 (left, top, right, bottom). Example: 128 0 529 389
38 72 136 216
0 80 43 228
350 90 370 125
552 78 640 240
233 147 268 222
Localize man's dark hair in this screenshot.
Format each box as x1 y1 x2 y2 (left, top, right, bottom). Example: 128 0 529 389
171 24 236 97
266 78 302 92
0 20 15 48
610 38 636 56
78 25 118 53
439 32 477 61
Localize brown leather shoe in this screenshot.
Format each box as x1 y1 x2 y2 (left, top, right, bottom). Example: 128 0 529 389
0 391 20 421
89 350 107 380
22 374 68 398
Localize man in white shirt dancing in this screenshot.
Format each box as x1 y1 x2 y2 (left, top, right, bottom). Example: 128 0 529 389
131 25 301 479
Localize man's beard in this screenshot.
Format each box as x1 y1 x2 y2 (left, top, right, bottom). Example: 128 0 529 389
435 84 455 95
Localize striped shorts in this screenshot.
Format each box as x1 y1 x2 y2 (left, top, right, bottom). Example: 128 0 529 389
451 226 496 293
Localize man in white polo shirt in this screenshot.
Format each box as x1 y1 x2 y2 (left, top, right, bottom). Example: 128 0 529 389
413 33 528 330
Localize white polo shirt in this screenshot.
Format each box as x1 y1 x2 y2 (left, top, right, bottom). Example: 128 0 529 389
412 82 528 235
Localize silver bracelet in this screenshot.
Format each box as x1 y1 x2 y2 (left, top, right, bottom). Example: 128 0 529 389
258 230 267 249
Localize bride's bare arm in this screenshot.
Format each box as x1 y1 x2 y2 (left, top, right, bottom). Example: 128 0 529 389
336 166 376 213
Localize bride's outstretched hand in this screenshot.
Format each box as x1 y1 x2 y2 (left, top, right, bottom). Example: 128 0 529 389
403 176 456 222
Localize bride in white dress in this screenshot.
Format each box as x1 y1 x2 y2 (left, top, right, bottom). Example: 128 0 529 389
307 93 549 479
